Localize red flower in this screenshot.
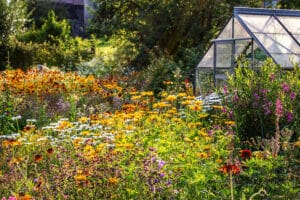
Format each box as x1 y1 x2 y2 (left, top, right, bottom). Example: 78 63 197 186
219 164 240 174
240 149 252 159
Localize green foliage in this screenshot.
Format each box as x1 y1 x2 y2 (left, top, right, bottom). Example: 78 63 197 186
277 0 300 9
89 0 261 71
26 0 70 28
0 0 29 70
226 59 300 140
77 34 137 78
19 10 70 44
8 11 94 70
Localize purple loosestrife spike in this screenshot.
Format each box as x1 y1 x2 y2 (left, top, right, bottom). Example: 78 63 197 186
290 92 296 100
282 82 290 93
286 111 293 123
275 98 284 117
223 85 228 95
254 93 260 101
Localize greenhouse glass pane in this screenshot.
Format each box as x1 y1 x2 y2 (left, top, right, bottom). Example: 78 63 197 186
239 15 275 33
235 39 252 57
197 45 214 68
216 43 232 68
277 16 300 43
239 14 300 66
271 53 300 68
254 33 300 54
234 17 250 38
218 19 233 39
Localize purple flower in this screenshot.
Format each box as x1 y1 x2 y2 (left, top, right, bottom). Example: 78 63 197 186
157 160 166 169
254 93 260 101
286 111 293 123
263 101 272 115
275 98 284 117
223 85 228 95
222 107 227 113
282 82 290 93
233 91 239 102
262 89 268 97
229 110 234 119
269 73 275 81
290 92 296 101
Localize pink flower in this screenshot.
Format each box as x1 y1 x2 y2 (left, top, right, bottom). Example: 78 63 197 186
290 92 296 100
275 98 284 117
269 73 275 81
286 111 293 123
282 82 290 93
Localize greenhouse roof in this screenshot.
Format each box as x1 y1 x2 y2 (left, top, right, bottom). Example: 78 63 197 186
197 7 300 70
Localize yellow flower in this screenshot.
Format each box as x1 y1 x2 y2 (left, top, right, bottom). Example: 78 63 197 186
131 95 141 101
140 91 154 96
108 177 119 184
73 138 82 147
74 174 87 182
165 95 177 102
81 130 91 136
2 139 21 148
96 143 106 152
123 143 134 149
181 100 192 105
177 92 187 97
198 113 209 118
58 120 73 130
212 105 223 109
196 152 209 158
294 141 300 148
199 129 208 137
188 105 202 111
83 145 96 160
184 137 192 143
225 121 235 126
78 117 89 123
203 145 211 151
153 102 171 109
9 157 23 166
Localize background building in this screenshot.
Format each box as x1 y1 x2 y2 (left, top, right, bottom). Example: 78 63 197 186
51 0 92 36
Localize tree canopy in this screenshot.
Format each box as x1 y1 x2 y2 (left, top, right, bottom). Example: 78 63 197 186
89 0 263 70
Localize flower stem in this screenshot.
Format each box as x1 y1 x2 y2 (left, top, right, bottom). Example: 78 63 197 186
230 171 234 200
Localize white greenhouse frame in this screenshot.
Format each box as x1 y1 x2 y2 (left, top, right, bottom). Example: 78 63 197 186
195 7 300 95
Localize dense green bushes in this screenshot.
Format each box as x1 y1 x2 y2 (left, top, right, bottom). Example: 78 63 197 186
225 59 300 141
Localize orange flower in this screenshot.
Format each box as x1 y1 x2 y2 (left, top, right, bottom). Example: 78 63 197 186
219 164 240 175
16 193 32 200
2 139 21 148
108 177 119 184
34 154 43 163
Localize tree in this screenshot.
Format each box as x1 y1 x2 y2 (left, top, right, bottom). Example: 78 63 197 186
7 0 30 36
89 0 263 70
0 0 9 69
277 0 300 9
26 0 70 29
0 0 9 45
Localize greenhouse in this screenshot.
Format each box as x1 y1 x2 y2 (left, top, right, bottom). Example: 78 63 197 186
195 7 300 95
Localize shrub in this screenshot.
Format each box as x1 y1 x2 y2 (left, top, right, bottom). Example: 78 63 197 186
225 59 300 141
